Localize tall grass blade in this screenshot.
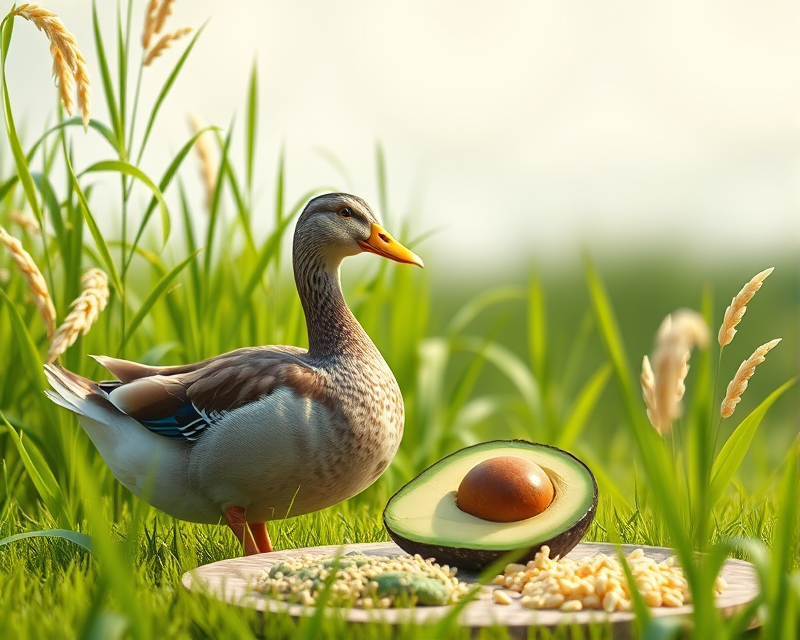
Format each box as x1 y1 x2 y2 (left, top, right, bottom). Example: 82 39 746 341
31 172 66 266
528 273 547 385
616 548 651 631
0 529 92 552
28 118 120 160
80 160 171 250
584 258 636 408
203 121 234 280
445 285 523 337
236 188 325 310
125 127 220 271
74 453 147 640
66 157 123 294
767 435 799 639
0 174 16 199
642 618 684 640
245 58 258 193
708 377 796 507
237 214 297 307
584 258 692 563
376 141 388 222
557 363 611 450
1 15 44 230
118 249 202 353
137 24 206 163
92 0 122 150
116 1 130 148
3 413 73 527
275 146 285 225
220 149 255 254
0 289 47 390
453 336 540 415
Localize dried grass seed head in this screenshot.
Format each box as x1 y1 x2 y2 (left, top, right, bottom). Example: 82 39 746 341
640 355 658 431
13 4 91 129
650 309 709 433
50 42 74 115
9 210 41 234
141 0 160 49
0 226 56 337
144 26 193 66
74 52 91 130
188 114 216 210
153 0 176 37
47 268 109 363
718 267 774 347
720 338 781 419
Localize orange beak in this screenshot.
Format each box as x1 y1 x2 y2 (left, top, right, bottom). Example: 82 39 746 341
358 223 424 268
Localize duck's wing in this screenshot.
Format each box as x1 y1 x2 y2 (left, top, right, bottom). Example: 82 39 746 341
95 347 327 442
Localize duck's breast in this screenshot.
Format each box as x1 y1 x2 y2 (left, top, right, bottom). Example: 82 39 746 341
188 385 394 521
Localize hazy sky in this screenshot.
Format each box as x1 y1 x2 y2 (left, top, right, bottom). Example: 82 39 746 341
7 1 800 271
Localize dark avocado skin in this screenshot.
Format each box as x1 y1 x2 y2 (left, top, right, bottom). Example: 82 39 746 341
383 440 599 571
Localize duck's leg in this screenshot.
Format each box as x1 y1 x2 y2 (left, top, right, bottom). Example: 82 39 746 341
224 506 272 555
250 522 274 553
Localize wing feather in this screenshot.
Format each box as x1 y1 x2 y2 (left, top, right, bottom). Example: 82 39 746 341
93 346 327 442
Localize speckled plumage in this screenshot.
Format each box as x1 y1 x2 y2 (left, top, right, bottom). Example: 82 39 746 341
45 193 421 550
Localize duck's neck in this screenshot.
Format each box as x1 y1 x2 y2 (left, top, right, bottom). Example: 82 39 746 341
294 249 373 361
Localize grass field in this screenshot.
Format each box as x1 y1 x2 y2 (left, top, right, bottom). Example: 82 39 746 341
0 2 798 638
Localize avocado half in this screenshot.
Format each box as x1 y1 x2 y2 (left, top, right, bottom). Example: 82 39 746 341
383 440 598 571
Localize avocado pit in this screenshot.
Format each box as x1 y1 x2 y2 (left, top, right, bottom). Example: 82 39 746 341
456 456 554 522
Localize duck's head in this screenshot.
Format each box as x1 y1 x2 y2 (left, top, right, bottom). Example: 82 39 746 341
295 193 424 268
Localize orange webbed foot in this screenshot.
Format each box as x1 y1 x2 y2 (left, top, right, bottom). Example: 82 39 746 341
224 506 273 555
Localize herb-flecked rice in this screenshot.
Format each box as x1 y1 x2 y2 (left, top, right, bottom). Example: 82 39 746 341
254 552 472 608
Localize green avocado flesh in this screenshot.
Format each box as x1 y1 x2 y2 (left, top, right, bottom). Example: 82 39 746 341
383 440 598 570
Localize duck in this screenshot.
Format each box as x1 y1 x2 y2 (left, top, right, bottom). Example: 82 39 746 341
44 193 423 555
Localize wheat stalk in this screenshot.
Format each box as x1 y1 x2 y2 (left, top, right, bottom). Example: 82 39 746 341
720 339 781 419
144 26 192 66
718 267 773 347
47 268 109 363
0 226 56 337
188 114 216 211
141 0 160 49
648 309 709 434
13 4 91 130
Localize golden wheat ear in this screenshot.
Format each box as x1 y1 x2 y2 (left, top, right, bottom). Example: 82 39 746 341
721 338 781 419
13 3 91 129
649 309 709 434
188 114 216 211
141 0 160 49
0 226 56 338
152 0 177 40
144 26 192 66
718 267 774 347
47 269 109 364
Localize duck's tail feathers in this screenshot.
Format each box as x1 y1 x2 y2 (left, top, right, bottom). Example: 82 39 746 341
44 364 115 418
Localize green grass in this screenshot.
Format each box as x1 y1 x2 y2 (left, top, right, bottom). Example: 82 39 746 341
0 2 797 639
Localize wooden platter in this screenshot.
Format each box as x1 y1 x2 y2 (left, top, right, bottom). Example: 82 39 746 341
182 541 759 637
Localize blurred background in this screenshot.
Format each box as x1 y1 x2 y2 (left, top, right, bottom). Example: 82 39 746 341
2 0 797 484
10 1 799 270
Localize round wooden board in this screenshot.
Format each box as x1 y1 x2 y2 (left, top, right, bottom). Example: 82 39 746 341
182 542 759 637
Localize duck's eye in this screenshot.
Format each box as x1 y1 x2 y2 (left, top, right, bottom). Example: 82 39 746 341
339 207 352 219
